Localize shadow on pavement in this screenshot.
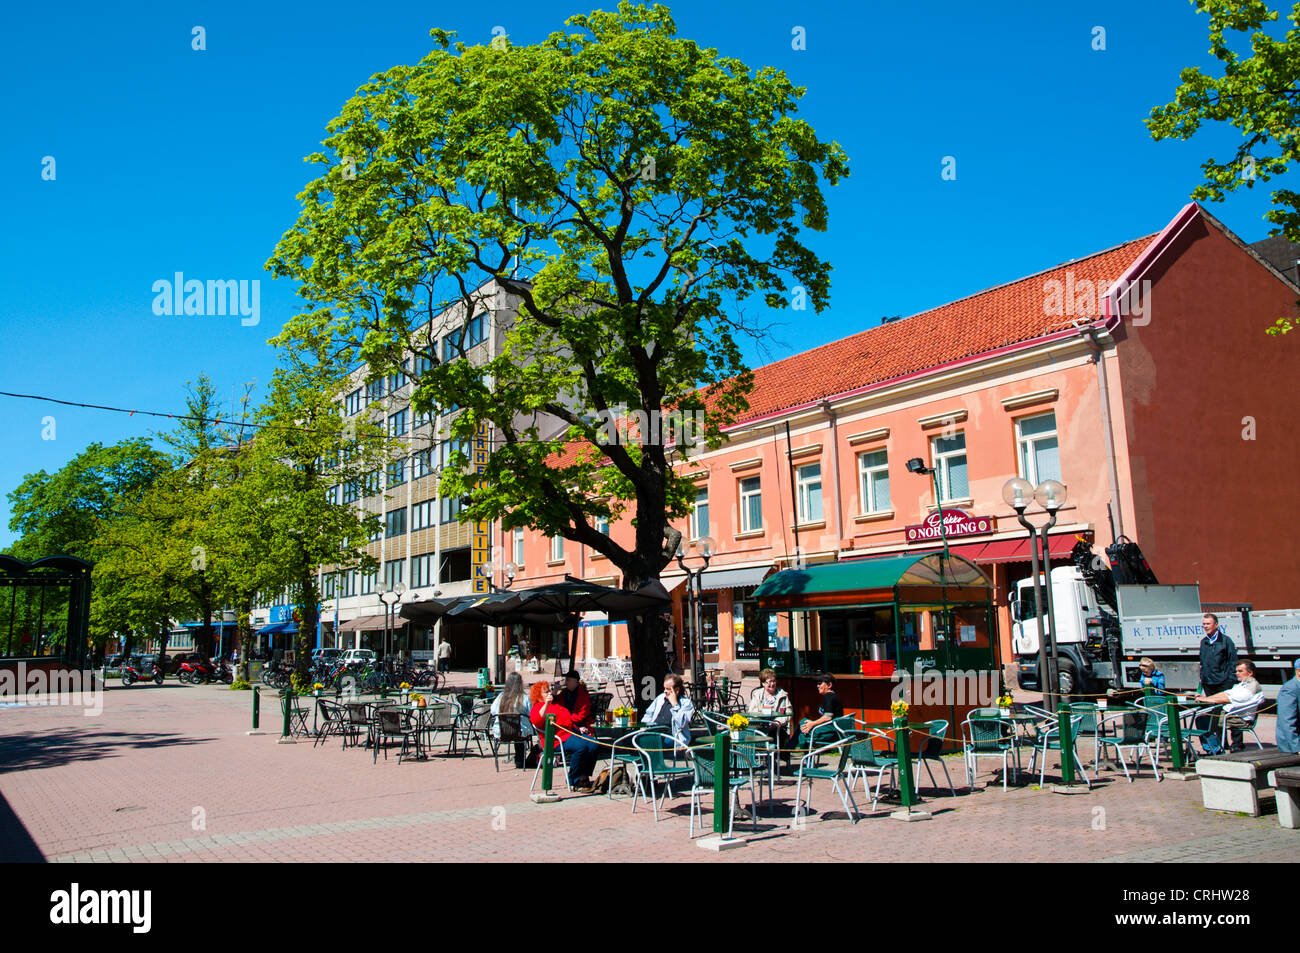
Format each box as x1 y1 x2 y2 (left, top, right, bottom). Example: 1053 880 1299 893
0 729 210 775
0 789 44 862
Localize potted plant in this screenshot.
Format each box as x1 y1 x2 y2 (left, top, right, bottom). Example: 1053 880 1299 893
611 705 634 728
411 693 426 709
399 681 411 703
725 712 749 742
997 693 1014 718
890 699 910 726
313 682 324 698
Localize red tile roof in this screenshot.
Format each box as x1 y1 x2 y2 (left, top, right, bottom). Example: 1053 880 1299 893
546 231 1158 466
731 233 1156 425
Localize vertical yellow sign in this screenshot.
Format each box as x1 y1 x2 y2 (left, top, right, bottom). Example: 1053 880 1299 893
471 420 491 594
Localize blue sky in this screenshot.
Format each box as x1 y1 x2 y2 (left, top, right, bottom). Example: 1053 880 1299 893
0 0 1283 547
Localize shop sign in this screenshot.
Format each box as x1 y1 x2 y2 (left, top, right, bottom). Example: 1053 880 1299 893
471 420 491 594
905 509 995 543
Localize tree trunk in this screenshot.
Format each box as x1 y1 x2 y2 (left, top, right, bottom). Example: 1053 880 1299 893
237 591 255 680
294 567 319 684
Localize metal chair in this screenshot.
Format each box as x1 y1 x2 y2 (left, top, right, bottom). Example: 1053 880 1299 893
1028 711 1093 789
589 691 614 723
1095 709 1161 782
421 702 460 754
630 731 692 820
791 737 859 825
374 708 419 764
530 726 572 793
687 743 757 838
489 713 529 772
840 729 891 810
1221 695 1266 750
962 709 1019 791
911 719 957 796
456 702 493 757
1068 703 1102 770
1179 704 1223 761
313 699 349 747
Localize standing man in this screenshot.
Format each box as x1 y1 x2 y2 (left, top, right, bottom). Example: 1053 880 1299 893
437 638 453 674
1276 659 1300 755
1198 614 1238 696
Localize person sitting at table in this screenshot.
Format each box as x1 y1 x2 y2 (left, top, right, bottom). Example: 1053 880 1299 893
491 672 535 769
1195 659 1264 754
642 674 695 749
1137 657 1166 694
529 680 601 791
748 668 793 746
557 669 594 730
795 673 845 751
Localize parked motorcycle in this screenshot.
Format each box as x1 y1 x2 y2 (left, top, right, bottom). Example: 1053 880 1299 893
121 659 164 686
178 658 233 685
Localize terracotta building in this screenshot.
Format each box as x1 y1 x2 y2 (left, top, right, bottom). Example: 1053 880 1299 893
508 203 1300 676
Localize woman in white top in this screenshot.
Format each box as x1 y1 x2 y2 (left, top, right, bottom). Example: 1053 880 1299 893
748 668 793 749
490 672 535 767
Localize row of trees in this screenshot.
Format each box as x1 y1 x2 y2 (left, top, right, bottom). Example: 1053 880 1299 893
5 349 388 678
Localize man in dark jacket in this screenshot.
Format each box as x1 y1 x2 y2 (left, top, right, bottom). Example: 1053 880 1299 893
1198 614 1238 695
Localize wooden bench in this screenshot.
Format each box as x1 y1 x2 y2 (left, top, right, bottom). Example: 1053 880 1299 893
1194 749 1300 816
1266 767 1300 829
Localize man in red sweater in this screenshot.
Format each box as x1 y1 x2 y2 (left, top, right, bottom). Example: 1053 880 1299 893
558 670 593 729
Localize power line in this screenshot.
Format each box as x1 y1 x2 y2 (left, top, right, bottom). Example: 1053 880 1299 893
0 389 413 443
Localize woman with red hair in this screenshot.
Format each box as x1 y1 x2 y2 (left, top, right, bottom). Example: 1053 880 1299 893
530 680 601 791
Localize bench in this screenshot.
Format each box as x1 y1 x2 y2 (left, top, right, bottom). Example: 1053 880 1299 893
1195 749 1300 816
1266 767 1300 829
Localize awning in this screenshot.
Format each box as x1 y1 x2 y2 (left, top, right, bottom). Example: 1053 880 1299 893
699 565 771 592
755 551 991 611
256 621 297 636
338 614 406 632
971 532 1076 564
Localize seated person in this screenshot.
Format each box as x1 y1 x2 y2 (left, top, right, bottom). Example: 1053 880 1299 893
490 672 535 768
1137 657 1166 694
642 674 695 749
529 680 602 791
748 668 793 747
1195 660 1263 754
557 669 594 730
795 673 844 750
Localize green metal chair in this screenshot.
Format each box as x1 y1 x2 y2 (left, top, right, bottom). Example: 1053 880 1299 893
1095 709 1162 781
631 731 692 821
687 743 758 838
1179 704 1223 762
1068 703 1102 770
791 737 860 825
962 708 1019 791
1028 711 1093 789
606 728 648 801
840 729 891 810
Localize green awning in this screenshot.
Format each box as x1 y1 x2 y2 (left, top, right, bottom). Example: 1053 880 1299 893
754 552 991 611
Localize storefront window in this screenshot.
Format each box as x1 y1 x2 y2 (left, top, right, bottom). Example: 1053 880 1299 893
686 600 719 655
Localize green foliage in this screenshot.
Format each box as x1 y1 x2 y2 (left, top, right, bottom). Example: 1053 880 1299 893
266 2 847 602
230 678 251 690
1148 0 1300 241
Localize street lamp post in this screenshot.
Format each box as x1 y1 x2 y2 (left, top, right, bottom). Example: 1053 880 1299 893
1002 478 1068 710
676 536 715 687
907 458 952 650
379 585 404 665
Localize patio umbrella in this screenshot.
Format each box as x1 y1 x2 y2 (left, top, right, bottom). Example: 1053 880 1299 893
512 580 672 665
445 590 527 625
398 595 478 626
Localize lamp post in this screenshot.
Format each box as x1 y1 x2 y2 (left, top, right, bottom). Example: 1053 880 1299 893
676 536 715 687
906 457 952 650
379 585 404 665
1001 478 1068 710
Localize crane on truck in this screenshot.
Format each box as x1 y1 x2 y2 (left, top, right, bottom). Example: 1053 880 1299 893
1011 535 1300 698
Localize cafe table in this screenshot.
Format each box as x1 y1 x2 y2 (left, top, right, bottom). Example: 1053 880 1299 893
701 729 780 814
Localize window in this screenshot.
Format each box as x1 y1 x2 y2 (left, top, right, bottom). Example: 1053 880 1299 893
411 498 435 530
440 494 463 524
385 507 407 538
441 332 459 363
364 378 384 402
413 353 435 377
595 516 610 536
345 388 363 416
413 407 434 429
466 313 487 347
383 559 405 590
1017 412 1061 485
549 535 565 562
739 477 762 533
858 450 891 513
686 600 719 655
361 570 377 595
411 447 434 479
368 522 382 542
322 574 336 599
411 552 437 588
690 486 709 540
796 463 823 523
386 363 408 394
513 527 525 567
440 548 471 583
932 432 969 502
386 458 406 487
337 570 357 598
440 438 467 469
387 409 407 437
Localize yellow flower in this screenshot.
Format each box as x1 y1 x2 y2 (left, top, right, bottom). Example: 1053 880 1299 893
399 682 411 690
726 713 749 731
890 700 909 720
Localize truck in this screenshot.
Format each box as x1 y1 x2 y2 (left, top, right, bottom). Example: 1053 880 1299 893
1012 536 1300 699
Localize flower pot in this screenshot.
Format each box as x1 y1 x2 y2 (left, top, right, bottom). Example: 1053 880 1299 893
614 716 629 728
729 730 741 742
999 708 1011 718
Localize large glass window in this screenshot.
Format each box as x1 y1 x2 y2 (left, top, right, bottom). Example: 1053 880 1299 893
383 559 405 590
440 495 463 524
387 409 407 437
1017 412 1062 485
513 527 525 567
466 313 487 348
411 447 434 479
796 462 823 523
361 570 377 595
411 499 435 531
690 486 709 540
386 458 406 487
550 535 565 562
739 477 762 533
932 432 969 502
385 507 407 538
411 552 437 588
344 388 363 416
858 449 891 513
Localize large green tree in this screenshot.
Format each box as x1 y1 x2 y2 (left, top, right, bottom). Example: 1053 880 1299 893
1148 0 1300 335
267 2 847 699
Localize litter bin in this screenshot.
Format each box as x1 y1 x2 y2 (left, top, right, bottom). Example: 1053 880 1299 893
248 661 263 683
